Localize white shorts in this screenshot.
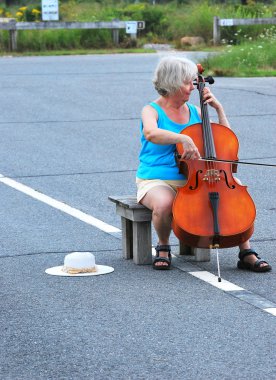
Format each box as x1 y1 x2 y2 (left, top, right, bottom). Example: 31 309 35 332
136 178 187 203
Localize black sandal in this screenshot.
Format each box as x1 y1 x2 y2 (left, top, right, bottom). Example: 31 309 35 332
237 249 272 272
153 245 172 270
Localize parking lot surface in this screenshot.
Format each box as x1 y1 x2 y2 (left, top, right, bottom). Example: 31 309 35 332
0 53 275 379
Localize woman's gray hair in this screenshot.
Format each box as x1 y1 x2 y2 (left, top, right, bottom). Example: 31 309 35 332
152 56 198 96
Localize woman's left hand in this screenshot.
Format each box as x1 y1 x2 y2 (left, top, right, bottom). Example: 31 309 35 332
202 87 222 111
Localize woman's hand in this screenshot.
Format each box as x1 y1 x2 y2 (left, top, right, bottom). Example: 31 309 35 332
180 135 200 160
202 87 222 111
202 87 231 129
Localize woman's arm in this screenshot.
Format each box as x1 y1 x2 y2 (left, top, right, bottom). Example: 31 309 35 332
141 105 200 160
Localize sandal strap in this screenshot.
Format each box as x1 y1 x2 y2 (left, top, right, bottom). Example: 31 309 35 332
239 249 259 261
153 257 171 265
152 255 171 269
254 259 269 268
155 244 171 253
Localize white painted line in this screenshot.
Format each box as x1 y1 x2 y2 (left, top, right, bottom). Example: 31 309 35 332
263 308 276 316
190 271 245 291
0 175 120 234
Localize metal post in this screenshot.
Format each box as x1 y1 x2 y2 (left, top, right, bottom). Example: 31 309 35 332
213 16 220 45
112 18 119 46
9 29 17 51
112 29 119 45
6 19 17 51
130 32 137 40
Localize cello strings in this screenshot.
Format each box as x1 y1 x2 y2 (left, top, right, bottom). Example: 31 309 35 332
199 84 212 183
201 86 216 186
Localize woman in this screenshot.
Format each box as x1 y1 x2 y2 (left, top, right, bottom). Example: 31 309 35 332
136 56 271 271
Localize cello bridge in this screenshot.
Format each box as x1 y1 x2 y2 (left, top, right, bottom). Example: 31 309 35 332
203 169 221 182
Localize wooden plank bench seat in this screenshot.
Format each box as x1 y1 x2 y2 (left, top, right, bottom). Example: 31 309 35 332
109 195 211 265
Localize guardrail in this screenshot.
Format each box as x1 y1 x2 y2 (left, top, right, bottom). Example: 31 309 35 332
0 19 145 51
213 16 276 45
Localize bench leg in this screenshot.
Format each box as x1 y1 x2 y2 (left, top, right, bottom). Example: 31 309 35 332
179 241 192 255
192 247 211 262
121 217 133 259
179 241 211 262
132 221 152 265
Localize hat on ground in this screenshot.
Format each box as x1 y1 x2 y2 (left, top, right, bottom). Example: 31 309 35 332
45 251 114 277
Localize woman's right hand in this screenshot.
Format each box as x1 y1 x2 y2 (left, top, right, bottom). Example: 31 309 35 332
180 135 200 160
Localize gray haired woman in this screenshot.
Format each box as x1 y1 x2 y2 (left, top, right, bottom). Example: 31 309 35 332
136 56 271 272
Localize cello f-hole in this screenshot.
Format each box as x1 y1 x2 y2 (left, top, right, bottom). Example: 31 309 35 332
220 170 236 189
189 170 203 190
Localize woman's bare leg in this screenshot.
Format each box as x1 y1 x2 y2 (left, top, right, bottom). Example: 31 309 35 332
141 186 175 267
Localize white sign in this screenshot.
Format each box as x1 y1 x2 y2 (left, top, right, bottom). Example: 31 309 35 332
42 0 59 21
220 19 234 27
126 21 137 34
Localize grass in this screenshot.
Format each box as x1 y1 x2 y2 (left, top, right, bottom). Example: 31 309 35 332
202 38 276 77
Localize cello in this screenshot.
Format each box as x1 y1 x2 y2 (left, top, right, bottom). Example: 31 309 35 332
172 65 256 254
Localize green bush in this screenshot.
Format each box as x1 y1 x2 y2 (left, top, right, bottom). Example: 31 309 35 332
0 31 9 51
112 3 169 38
170 2 216 44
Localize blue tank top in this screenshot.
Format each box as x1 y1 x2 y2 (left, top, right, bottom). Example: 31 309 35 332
136 102 201 180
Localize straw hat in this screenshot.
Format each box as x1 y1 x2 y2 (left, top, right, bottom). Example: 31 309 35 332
45 251 114 277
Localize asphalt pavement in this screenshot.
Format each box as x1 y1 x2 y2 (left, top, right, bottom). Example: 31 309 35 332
0 52 275 380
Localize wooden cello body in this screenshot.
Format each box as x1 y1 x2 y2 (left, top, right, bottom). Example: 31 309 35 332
172 69 256 249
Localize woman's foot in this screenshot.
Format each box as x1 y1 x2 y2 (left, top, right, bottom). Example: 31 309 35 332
153 245 171 270
237 249 272 272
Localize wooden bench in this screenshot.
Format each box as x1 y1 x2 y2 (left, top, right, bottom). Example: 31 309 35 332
109 195 211 265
